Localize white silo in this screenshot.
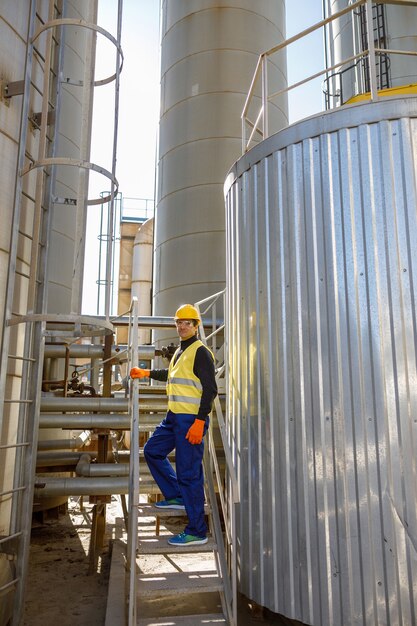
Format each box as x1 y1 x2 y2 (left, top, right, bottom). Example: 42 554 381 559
153 0 288 342
132 217 154 346
384 3 417 87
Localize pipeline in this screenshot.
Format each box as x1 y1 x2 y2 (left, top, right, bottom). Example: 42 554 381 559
75 454 129 477
40 396 129 412
33 476 129 497
37 430 91 450
44 344 156 360
40 394 166 413
36 451 96 466
39 413 131 429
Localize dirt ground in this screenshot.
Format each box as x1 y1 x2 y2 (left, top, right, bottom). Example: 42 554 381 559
23 497 113 625
23 496 299 626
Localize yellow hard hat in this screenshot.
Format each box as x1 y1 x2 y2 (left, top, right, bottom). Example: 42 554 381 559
174 304 201 323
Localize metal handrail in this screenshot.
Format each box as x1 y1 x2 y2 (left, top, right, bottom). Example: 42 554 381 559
126 297 139 626
195 290 239 626
242 0 417 153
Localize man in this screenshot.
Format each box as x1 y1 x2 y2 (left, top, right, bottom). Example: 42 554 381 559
130 304 217 546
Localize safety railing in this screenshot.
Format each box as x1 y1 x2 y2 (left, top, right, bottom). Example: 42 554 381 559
242 0 417 153
126 297 139 626
195 290 240 626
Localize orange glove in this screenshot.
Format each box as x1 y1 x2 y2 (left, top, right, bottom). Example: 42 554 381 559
186 418 205 445
130 367 150 379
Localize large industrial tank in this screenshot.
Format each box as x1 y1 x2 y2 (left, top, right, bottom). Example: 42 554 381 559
132 217 153 346
385 3 417 87
153 0 287 344
225 96 417 626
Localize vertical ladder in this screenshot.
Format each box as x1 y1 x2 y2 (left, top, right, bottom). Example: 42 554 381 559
0 2 59 623
358 2 390 92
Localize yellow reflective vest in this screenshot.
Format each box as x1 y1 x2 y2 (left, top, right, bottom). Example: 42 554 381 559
167 340 214 414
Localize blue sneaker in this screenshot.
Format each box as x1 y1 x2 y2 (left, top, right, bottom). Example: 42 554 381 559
154 497 185 510
168 532 208 546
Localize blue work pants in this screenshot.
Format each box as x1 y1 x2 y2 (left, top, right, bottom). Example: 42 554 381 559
143 410 208 537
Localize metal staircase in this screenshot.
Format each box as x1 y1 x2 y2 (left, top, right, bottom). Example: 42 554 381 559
135 499 226 625
126 292 238 626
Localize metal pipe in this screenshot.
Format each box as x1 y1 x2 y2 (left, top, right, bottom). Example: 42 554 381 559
43 344 156 360
262 54 269 138
104 0 122 320
37 439 83 451
33 476 129 497
37 429 91 450
40 396 128 412
40 396 167 413
36 451 95 466
366 0 379 100
75 454 129 477
39 414 130 428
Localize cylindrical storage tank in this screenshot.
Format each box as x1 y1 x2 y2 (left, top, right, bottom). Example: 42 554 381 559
384 5 417 88
225 97 417 626
46 0 98 314
132 217 154 346
153 0 287 345
326 0 356 103
326 1 417 104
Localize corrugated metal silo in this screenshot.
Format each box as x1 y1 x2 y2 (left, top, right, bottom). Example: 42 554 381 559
225 97 417 626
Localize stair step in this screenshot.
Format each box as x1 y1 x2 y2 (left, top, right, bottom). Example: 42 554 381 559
137 614 226 625
137 570 222 597
138 534 216 554
138 503 211 518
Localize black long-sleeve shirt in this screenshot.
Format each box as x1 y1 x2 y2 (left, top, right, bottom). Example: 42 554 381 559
150 335 217 419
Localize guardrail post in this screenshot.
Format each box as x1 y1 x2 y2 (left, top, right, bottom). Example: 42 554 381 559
261 54 269 138
365 0 378 101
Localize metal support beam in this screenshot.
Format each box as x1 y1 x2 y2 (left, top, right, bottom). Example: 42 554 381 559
1 80 25 98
